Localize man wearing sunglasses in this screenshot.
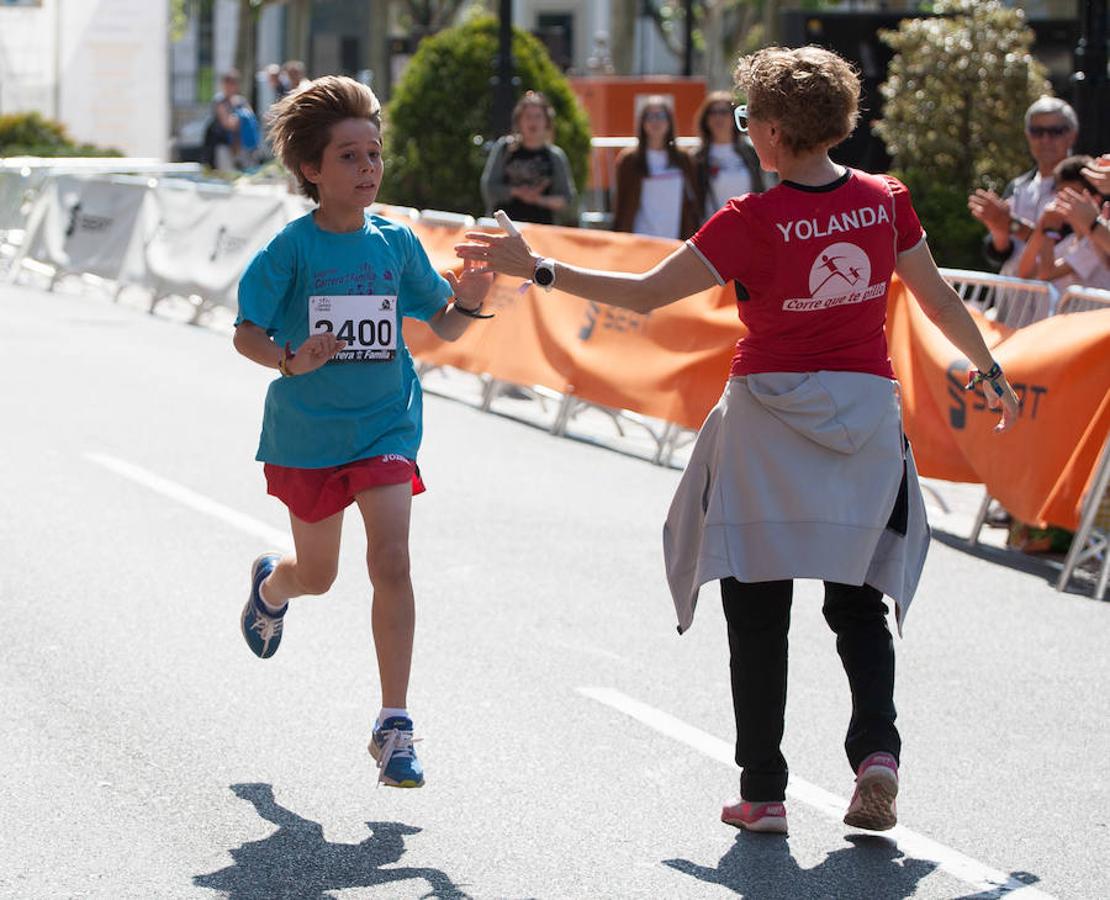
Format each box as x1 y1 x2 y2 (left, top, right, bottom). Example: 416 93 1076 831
968 96 1078 275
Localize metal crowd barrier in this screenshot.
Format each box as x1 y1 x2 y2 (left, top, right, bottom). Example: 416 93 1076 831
1057 284 1110 316
8 169 1107 597
941 267 1059 328
1053 286 1110 600
951 273 1109 600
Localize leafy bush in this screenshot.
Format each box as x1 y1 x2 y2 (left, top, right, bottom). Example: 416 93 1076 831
874 0 1051 270
0 111 121 158
874 0 1049 195
895 168 986 270
380 16 591 217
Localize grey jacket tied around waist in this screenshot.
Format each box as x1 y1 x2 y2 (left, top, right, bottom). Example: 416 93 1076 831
663 371 929 635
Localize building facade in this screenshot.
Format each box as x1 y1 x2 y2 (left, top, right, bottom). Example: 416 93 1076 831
0 0 169 158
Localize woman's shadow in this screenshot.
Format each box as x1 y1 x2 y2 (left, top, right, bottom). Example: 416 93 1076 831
193 783 468 899
665 832 939 900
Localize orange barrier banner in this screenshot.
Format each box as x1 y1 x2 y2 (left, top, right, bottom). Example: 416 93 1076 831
886 280 1110 530
405 221 743 428
405 220 1110 530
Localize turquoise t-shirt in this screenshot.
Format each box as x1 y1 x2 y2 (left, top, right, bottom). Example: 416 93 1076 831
236 211 452 468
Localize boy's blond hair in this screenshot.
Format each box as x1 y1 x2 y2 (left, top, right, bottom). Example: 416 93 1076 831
268 75 382 202
734 46 860 156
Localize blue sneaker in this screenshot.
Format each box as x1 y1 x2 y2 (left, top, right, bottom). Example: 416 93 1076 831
239 553 285 659
369 716 424 788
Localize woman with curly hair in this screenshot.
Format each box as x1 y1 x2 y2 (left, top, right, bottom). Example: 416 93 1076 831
458 46 1019 834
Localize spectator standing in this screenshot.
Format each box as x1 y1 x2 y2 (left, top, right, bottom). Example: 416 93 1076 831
480 91 577 225
612 97 699 240
265 63 288 104
282 60 308 94
968 97 1078 275
205 68 262 172
690 90 768 225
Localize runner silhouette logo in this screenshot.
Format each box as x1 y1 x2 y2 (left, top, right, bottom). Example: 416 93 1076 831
809 242 871 300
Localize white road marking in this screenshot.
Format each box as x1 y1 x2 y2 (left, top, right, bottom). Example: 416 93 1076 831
82 450 1054 898
579 686 1055 899
85 453 293 551
550 638 629 664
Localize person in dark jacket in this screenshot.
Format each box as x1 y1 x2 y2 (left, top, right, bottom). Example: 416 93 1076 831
612 96 699 240
480 91 576 225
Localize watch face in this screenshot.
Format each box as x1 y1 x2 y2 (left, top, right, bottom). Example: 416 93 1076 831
534 266 554 286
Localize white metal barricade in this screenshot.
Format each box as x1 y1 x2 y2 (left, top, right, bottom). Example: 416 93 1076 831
940 267 1059 328
0 157 202 177
1052 286 1110 599
1056 437 1110 601
1057 285 1110 315
949 273 1109 600
416 208 474 228
944 269 1059 549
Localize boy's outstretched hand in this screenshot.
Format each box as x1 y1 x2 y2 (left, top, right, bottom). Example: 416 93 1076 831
289 332 347 374
446 268 493 310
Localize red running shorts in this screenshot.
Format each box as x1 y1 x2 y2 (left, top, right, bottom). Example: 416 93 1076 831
264 455 426 523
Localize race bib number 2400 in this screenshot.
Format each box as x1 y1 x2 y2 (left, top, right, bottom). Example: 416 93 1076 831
309 294 397 362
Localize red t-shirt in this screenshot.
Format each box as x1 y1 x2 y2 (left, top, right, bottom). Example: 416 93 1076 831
688 169 925 378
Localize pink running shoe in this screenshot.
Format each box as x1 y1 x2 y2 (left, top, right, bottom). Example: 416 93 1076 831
721 799 788 834
843 752 899 831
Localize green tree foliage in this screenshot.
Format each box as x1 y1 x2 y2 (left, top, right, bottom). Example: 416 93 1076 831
0 112 120 158
874 0 1050 266
380 17 592 217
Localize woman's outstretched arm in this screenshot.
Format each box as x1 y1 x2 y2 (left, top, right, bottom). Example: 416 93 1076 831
455 225 717 314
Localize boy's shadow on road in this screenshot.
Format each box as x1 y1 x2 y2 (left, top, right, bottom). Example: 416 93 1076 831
666 832 935 900
193 782 468 899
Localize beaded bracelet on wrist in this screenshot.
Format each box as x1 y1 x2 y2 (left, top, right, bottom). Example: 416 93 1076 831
278 341 296 377
965 361 1005 397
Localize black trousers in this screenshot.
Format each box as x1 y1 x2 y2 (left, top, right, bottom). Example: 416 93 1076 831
720 577 901 802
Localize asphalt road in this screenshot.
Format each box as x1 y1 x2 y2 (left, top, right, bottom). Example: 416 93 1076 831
2 281 1107 900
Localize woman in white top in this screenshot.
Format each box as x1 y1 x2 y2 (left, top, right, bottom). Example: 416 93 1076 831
612 96 699 240
690 90 769 224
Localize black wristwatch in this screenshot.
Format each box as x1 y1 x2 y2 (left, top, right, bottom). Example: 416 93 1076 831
533 257 556 291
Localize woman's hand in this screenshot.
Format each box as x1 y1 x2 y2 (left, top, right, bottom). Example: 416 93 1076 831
289 332 347 374
976 371 1021 433
511 181 551 206
455 211 538 279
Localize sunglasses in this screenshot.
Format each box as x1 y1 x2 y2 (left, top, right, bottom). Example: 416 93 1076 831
1027 125 1070 138
734 104 749 133
643 110 670 123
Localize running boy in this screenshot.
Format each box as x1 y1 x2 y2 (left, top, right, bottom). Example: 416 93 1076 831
233 75 492 788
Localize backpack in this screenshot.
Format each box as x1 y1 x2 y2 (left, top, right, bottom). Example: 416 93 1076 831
235 106 261 152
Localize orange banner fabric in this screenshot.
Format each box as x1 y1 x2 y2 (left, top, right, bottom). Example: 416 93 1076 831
404 218 1110 531
404 221 743 429
886 280 1110 530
